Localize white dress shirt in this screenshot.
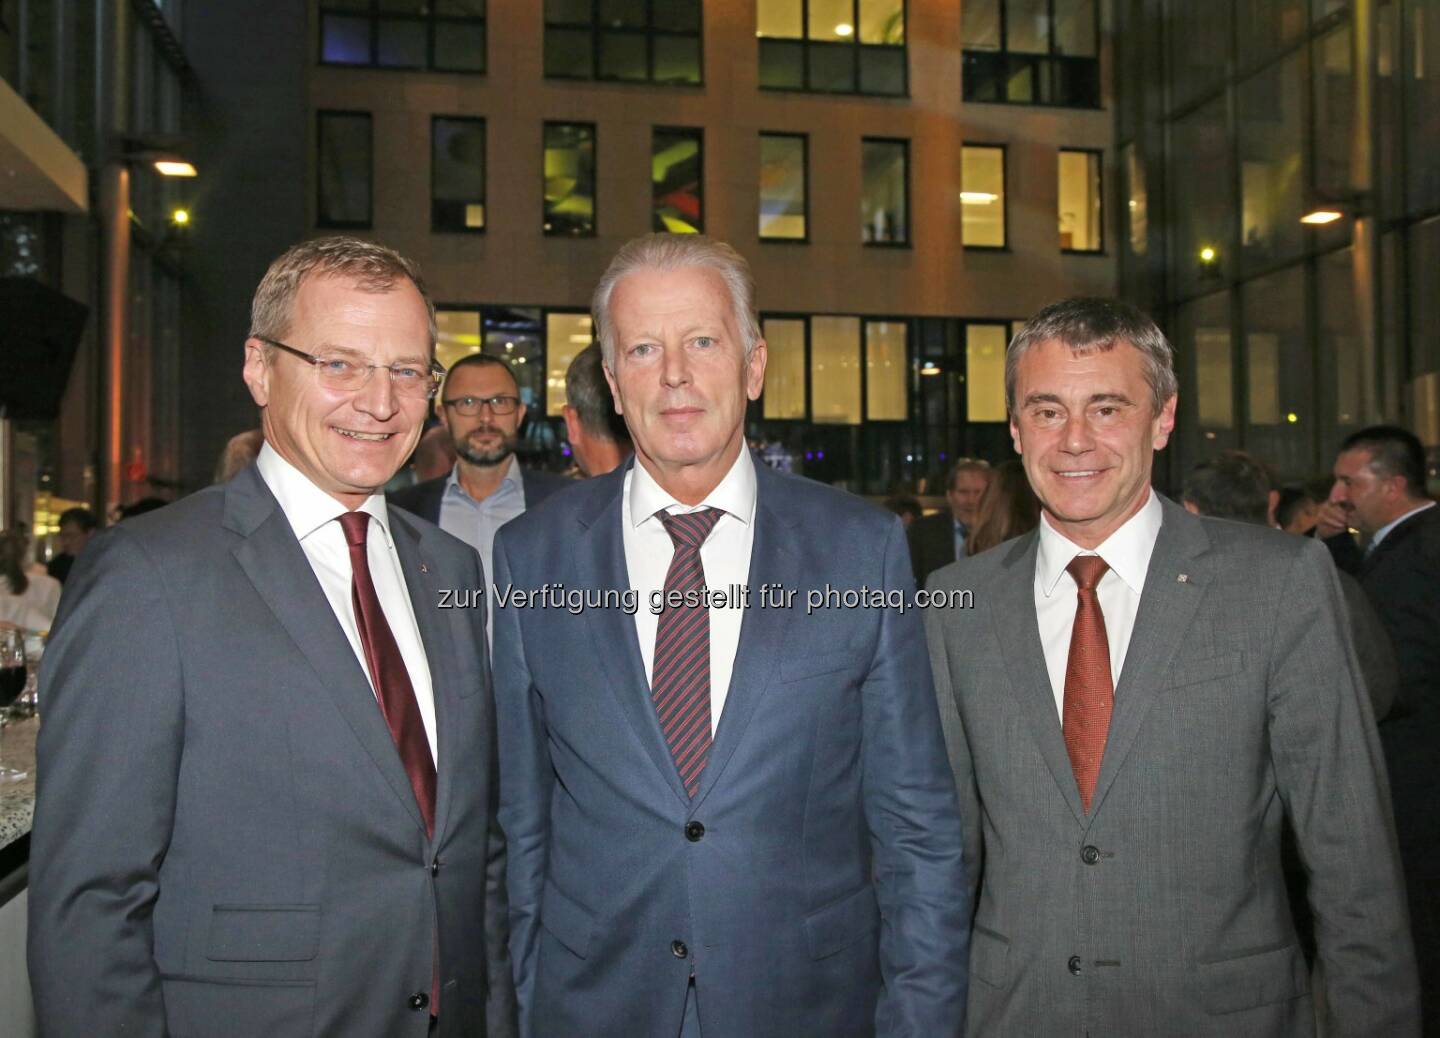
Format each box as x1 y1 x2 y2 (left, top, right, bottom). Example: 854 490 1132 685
1 571 61 630
1034 489 1164 718
257 444 438 764
1368 500 1436 553
623 448 757 734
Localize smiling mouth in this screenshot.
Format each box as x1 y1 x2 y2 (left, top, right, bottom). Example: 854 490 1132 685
1055 470 1105 479
336 428 393 442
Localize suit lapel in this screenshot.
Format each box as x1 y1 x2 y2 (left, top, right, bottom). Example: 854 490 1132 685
225 469 429 836
994 532 1088 826
1085 497 1211 822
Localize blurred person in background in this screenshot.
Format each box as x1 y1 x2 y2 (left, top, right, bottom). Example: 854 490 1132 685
212 428 265 483
964 459 1040 556
0 529 59 631
563 343 631 477
908 458 991 584
884 495 923 528
1275 478 1331 535
46 506 98 584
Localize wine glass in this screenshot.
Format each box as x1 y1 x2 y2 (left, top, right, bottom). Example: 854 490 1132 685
0 628 28 781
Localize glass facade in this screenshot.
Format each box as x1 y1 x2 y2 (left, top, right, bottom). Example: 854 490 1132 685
320 0 486 72
861 138 909 245
542 122 596 236
1057 148 1102 252
432 116 486 232
962 0 1100 107
652 127 703 233
961 145 1007 247
543 0 701 83
757 0 907 96
758 133 808 240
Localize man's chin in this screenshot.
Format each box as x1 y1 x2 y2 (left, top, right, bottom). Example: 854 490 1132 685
458 446 515 467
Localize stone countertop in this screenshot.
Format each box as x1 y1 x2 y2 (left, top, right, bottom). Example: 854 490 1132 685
0 716 37 853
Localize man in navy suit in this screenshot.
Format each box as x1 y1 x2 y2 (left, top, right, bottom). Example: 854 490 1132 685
492 234 969 1036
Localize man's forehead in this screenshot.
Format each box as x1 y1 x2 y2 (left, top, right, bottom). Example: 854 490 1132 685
446 363 518 394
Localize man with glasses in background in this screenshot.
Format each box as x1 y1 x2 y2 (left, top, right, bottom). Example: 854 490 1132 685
30 237 517 1038
389 354 569 630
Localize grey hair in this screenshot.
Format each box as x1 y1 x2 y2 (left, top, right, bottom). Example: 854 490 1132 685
249 235 438 351
591 233 762 367
1006 297 1178 415
565 343 630 445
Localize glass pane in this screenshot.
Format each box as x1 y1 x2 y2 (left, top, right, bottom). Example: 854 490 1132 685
966 324 1008 422
858 46 906 95
1169 98 1231 296
1237 0 1305 70
653 128 703 233
759 38 804 88
436 0 485 13
963 0 1001 49
961 146 1006 247
378 0 425 12
962 50 1006 100
545 0 590 24
758 134 807 239
434 20 486 71
1124 143 1147 256
599 31 648 79
1238 54 1305 273
1377 0 1402 220
1244 266 1312 478
653 34 701 83
763 318 807 419
321 14 371 64
1174 291 1235 465
546 313 594 417
433 117 485 231
866 320 908 420
543 123 596 236
1054 0 1096 56
1318 247 1369 440
317 113 371 227
808 41 857 91
545 27 593 77
809 0 855 42
1058 150 1102 251
1168 1 1229 108
1408 0 1440 214
654 0 701 32
1008 0 1051 54
812 316 862 424
436 309 483 372
376 17 426 67
1006 53 1038 101
599 0 646 28
757 0 803 38
859 0 904 44
1409 216 1440 387
484 308 545 410
1313 27 1354 243
861 139 907 243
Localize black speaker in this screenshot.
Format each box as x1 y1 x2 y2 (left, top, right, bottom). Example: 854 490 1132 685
0 276 88 421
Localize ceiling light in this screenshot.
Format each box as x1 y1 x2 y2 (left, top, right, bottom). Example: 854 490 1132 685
1300 208 1343 225
154 160 197 177
170 207 190 226
959 192 999 205
835 23 854 36
1198 246 1217 263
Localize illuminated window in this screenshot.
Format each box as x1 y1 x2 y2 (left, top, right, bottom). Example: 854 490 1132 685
962 0 1099 107
961 145 1006 248
762 317 807 419
653 127 703 233
320 0 485 73
965 324 1008 422
436 307 546 408
432 117 486 233
544 0 702 84
811 316 861 424
317 111 372 229
436 309 482 372
1058 149 1102 252
759 133 808 241
543 122 596 237
861 138 908 245
545 312 594 416
865 320 907 419
758 0 906 96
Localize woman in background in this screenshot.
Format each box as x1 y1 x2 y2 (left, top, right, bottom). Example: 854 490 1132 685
965 459 1041 556
0 530 59 632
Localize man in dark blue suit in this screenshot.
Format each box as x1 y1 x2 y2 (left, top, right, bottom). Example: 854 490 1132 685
492 234 970 1036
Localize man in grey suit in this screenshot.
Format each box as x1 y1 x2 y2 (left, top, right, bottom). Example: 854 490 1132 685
29 237 517 1037
493 234 969 1036
925 298 1418 1035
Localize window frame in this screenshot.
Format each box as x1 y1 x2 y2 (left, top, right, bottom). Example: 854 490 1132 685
542 120 599 239
860 136 912 248
757 0 910 98
960 141 1009 251
754 311 914 424
315 109 374 231
1058 146 1105 255
758 131 811 245
431 115 487 235
317 1 487 74
961 0 1102 109
651 125 705 234
543 0 705 86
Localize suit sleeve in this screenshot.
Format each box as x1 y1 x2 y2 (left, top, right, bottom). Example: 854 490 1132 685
27 528 181 1037
864 517 971 1037
490 531 554 1037
1267 539 1420 1035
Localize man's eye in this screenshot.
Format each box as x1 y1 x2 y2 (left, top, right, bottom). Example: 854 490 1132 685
320 358 355 375
631 343 655 357
392 366 424 381
693 336 715 348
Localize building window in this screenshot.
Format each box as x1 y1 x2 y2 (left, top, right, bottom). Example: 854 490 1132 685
811 315 862 424
319 0 486 73
961 145 1006 248
962 0 1099 108
317 111 372 229
763 317 808 419
545 311 595 416
543 122 597 237
1058 148 1102 252
653 127 704 233
965 324 1009 421
758 0 907 97
759 133 808 241
432 117 486 233
861 138 909 245
544 0 702 84
865 319 908 419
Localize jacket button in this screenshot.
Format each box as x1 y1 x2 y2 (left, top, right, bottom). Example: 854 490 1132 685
671 940 689 959
430 858 440 875
685 821 705 842
1068 955 1083 976
1081 845 1100 865
408 991 430 1010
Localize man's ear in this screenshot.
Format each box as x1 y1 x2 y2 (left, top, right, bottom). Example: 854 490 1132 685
1266 489 1281 527
243 339 271 407
563 405 583 449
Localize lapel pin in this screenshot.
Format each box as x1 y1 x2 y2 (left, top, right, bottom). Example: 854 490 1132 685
420 563 429 574
1176 573 1189 583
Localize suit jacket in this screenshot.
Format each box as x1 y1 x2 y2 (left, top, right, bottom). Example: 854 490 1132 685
907 511 959 588
387 464 571 526
28 464 518 1038
926 495 1418 1036
492 457 970 1037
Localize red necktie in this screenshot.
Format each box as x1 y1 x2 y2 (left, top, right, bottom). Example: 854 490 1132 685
1062 555 1113 813
652 508 724 797
338 511 436 836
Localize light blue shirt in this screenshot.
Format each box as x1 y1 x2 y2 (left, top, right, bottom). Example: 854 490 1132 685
1367 500 1436 556
953 520 967 561
437 457 526 636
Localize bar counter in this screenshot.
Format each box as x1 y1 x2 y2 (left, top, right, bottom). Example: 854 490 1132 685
0 716 38 1038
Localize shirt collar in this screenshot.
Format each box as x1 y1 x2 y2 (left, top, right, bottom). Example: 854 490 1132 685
628 447 757 528
443 455 523 503
1036 487 1163 597
256 442 394 548
1372 500 1436 549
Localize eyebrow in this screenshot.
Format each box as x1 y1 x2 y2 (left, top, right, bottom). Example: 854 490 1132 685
314 342 429 366
1021 391 1136 407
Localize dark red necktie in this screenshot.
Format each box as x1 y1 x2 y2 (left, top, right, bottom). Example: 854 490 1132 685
1062 555 1113 814
652 508 724 797
338 511 436 837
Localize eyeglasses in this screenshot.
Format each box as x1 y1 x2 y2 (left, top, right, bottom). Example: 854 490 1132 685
256 336 446 400
441 394 521 416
